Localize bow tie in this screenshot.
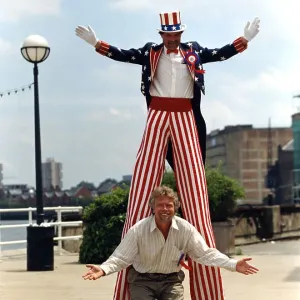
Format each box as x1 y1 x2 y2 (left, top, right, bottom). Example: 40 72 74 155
166 49 179 54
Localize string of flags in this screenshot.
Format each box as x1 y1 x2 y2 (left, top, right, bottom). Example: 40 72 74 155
0 83 34 98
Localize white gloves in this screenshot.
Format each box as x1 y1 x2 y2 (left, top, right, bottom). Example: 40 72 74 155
75 25 98 47
243 17 260 42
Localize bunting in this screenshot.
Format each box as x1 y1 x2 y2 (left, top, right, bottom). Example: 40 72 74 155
0 83 34 98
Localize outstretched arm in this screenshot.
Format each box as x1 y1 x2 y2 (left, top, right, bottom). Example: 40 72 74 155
95 40 148 65
186 226 259 275
81 227 139 280
186 227 238 271
199 17 260 64
199 37 247 64
75 25 146 65
99 227 138 275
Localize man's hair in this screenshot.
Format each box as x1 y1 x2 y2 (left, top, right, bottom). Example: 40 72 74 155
149 185 180 210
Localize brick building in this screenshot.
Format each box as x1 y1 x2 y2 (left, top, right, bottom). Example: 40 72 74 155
206 125 292 204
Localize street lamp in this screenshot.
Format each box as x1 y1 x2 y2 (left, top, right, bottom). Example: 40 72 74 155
21 35 50 225
21 35 54 271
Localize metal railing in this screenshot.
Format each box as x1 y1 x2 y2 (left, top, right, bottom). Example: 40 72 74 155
0 206 83 256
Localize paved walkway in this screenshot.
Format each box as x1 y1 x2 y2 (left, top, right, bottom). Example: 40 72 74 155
1 240 300 299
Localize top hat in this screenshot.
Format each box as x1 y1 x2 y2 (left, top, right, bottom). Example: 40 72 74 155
157 11 187 33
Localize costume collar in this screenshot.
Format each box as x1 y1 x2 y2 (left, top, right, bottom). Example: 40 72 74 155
163 45 180 54
151 42 190 52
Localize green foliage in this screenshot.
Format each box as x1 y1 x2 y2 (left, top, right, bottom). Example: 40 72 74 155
235 247 243 255
206 163 245 221
79 187 129 264
161 163 245 222
74 180 96 191
97 178 118 190
161 170 177 192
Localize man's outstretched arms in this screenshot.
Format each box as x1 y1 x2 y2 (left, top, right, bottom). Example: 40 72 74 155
197 17 260 64
75 24 150 65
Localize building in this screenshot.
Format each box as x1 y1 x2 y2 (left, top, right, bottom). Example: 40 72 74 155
42 158 63 191
122 175 132 182
265 112 300 204
2 184 35 201
0 163 3 188
206 125 292 204
271 140 294 204
292 112 300 189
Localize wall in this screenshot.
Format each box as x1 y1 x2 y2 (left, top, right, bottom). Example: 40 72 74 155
62 227 83 253
234 205 300 246
61 205 300 253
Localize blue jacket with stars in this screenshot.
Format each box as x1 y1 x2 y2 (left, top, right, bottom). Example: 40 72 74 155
95 37 247 168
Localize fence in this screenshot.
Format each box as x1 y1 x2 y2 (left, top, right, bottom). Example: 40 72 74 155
0 206 83 256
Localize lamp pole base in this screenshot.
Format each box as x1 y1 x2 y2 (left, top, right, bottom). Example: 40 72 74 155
27 225 54 271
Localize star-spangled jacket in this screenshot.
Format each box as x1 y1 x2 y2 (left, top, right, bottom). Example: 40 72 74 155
95 37 247 169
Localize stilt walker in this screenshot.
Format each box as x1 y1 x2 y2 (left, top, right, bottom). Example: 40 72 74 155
75 11 260 300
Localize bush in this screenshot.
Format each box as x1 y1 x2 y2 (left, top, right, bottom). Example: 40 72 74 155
161 164 245 222
206 163 245 222
161 169 178 192
79 187 129 264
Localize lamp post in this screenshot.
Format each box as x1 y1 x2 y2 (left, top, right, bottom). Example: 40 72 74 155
21 35 54 271
21 35 50 225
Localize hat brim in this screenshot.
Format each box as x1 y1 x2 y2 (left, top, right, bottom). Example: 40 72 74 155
157 24 187 33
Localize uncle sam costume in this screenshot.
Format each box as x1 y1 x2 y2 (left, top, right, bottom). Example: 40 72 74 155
76 11 260 300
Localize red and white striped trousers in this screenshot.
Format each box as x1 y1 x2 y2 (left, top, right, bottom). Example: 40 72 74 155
113 97 224 300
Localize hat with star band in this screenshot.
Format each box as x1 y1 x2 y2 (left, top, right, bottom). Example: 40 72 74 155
157 11 187 33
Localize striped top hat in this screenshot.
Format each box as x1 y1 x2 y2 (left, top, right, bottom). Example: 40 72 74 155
158 11 187 33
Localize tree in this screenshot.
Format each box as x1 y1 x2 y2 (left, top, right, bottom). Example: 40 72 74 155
161 163 245 221
206 162 245 221
55 185 61 192
75 181 96 191
161 170 177 192
97 178 118 189
79 187 129 264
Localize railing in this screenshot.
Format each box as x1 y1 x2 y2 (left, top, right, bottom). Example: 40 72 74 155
0 206 83 256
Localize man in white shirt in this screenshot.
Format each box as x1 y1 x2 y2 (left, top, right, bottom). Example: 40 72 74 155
76 11 260 300
82 186 258 300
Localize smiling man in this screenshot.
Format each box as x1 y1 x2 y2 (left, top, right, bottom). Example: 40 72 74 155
75 11 260 300
82 186 259 300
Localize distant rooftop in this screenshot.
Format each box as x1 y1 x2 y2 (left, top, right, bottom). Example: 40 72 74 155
208 124 291 136
209 125 252 136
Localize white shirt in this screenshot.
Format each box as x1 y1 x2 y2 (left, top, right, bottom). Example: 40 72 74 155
149 46 194 98
100 215 237 275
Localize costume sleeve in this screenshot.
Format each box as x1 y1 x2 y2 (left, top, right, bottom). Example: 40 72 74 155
99 227 138 275
186 226 237 272
197 37 247 64
95 41 150 65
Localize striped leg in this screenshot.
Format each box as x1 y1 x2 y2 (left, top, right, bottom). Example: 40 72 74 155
170 110 224 300
113 109 171 300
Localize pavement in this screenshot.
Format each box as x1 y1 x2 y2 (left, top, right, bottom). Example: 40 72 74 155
0 240 300 300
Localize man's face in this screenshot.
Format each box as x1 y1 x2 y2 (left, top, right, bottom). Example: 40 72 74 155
153 195 176 224
160 32 183 50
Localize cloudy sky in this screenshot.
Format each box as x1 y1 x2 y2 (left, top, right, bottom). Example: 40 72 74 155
1 0 300 189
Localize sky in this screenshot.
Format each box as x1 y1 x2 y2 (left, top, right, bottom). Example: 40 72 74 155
1 0 300 189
